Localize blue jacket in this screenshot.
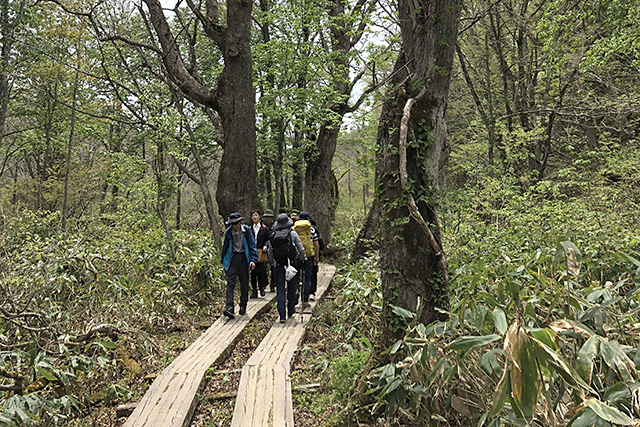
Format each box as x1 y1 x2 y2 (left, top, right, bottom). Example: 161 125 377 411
221 225 258 270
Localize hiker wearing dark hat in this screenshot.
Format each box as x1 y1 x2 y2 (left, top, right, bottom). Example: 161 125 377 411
294 211 319 308
266 214 306 323
221 213 258 319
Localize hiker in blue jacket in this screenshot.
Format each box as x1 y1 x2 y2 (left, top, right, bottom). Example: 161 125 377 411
221 213 258 319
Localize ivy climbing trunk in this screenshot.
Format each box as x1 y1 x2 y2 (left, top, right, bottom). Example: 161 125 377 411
376 0 461 351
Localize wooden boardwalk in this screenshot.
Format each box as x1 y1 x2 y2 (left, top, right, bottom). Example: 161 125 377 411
231 264 336 427
123 290 276 427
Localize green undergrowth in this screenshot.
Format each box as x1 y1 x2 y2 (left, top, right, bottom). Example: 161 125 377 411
311 152 640 425
363 173 640 425
291 256 382 426
0 211 225 425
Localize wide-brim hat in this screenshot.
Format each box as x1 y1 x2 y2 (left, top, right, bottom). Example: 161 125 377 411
263 209 275 218
225 212 244 225
275 213 293 229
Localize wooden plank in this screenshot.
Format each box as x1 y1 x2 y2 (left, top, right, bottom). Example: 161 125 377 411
124 292 276 427
231 264 336 427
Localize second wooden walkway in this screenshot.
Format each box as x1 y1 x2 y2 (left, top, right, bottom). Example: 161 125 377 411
231 264 336 427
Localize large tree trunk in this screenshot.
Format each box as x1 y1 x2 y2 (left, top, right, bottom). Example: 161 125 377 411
191 145 221 245
215 0 259 218
291 128 304 211
143 0 258 220
0 0 26 168
376 0 461 352
304 124 339 244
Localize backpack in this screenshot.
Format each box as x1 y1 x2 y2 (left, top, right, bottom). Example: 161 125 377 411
270 228 296 264
293 220 315 257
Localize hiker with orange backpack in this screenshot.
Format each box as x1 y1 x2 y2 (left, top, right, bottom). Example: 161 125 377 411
293 212 319 308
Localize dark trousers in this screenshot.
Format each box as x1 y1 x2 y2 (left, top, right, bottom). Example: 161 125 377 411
225 253 249 313
300 257 313 303
310 263 318 295
275 264 299 320
269 264 276 291
251 262 268 294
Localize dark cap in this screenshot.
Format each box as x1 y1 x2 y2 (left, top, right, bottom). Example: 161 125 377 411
263 209 275 218
275 213 293 229
299 211 310 220
225 212 243 225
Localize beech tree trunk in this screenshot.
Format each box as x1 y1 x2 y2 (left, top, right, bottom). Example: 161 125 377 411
303 0 374 244
304 124 339 243
376 0 461 351
142 0 258 220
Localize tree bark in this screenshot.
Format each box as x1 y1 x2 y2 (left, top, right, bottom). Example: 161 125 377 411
352 197 381 261
303 0 374 245
304 124 339 243
214 0 259 218
376 0 461 352
0 0 26 169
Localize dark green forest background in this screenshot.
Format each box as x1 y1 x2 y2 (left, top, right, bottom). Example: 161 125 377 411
1 0 639 425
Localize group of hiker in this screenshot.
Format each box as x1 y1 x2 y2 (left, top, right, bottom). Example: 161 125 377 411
220 209 324 323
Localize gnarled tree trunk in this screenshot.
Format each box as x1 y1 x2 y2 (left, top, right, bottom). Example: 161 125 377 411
142 0 259 220
376 0 461 351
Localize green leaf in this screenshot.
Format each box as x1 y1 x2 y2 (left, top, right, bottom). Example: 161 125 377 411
488 367 510 417
566 408 610 427
508 334 539 422
479 349 501 377
449 334 501 351
36 367 57 382
576 335 600 383
99 339 117 349
584 398 633 425
391 305 415 319
600 340 637 383
529 328 558 350
475 305 488 330
602 381 638 406
389 340 402 354
530 336 594 393
492 308 507 335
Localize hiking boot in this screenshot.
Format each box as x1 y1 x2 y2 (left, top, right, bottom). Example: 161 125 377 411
250 292 258 299
260 289 266 297
302 302 310 308
279 318 286 324
239 308 246 315
309 294 315 301
223 309 235 319
269 287 275 292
